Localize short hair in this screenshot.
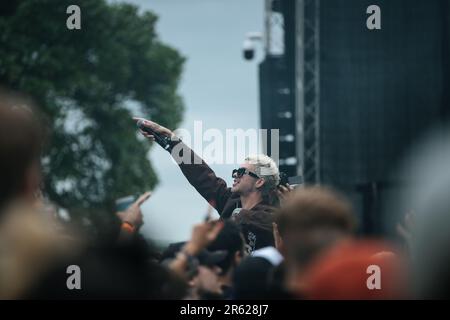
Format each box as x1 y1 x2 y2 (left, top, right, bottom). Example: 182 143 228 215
276 187 355 236
275 187 356 267
245 154 280 193
0 89 44 210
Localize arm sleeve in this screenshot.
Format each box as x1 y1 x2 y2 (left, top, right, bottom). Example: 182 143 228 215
169 139 232 214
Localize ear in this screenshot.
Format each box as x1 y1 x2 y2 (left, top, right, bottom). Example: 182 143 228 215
255 178 265 189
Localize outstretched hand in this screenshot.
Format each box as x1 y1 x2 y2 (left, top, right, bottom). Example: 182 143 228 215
117 191 152 230
133 117 174 141
184 220 224 256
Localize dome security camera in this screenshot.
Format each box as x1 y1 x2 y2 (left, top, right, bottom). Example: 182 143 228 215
243 38 255 60
242 32 262 61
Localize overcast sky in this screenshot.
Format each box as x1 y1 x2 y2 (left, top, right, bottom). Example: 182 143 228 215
116 0 264 243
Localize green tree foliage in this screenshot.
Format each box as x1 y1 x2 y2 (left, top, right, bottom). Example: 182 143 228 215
0 0 185 215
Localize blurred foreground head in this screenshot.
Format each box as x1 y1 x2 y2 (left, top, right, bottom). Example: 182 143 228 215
275 187 356 296
0 89 75 299
394 128 450 298
0 88 44 211
0 203 80 299
276 187 356 269
208 220 246 277
301 240 407 299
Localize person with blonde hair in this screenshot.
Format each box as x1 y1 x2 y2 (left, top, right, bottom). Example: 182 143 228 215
136 118 284 252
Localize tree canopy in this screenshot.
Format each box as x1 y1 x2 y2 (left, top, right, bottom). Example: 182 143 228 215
0 0 185 216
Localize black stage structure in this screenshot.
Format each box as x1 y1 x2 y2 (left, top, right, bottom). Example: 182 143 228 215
259 0 450 235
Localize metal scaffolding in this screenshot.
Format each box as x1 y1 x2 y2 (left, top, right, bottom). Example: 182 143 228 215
259 0 320 181
260 0 297 176
296 0 321 184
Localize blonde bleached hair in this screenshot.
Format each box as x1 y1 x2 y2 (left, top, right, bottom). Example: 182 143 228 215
244 154 280 193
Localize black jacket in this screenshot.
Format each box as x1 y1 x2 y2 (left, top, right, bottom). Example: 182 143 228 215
170 140 276 252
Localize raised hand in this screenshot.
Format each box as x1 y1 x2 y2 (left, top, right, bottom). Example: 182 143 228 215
133 117 174 141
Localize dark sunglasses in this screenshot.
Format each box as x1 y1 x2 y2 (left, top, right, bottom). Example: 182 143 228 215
232 167 260 179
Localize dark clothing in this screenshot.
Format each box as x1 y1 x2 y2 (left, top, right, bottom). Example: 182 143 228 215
233 256 275 299
171 140 276 251
221 285 233 300
233 257 295 300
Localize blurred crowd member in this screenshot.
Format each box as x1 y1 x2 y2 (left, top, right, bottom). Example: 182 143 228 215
186 249 227 300
232 246 286 300
136 118 280 253
275 186 356 296
395 128 450 299
26 235 187 299
23 189 184 299
162 219 225 299
0 88 79 298
27 188 173 299
207 220 246 298
162 242 224 299
0 88 43 212
0 89 171 299
167 220 223 275
0 201 81 299
301 240 407 299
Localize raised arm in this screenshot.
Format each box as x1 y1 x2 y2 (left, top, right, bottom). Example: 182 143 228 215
134 118 232 214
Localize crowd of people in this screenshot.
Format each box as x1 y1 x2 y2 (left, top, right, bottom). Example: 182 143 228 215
1 87 449 300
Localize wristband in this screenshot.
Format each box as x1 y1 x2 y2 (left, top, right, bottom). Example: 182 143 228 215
121 221 136 233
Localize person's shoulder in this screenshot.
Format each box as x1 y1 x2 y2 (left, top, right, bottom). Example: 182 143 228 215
236 205 275 224
252 203 277 214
